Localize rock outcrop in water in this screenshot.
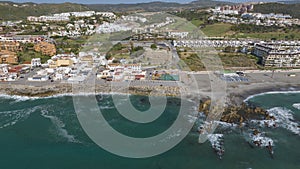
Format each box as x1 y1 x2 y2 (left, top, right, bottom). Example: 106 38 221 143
199 99 268 125
198 98 278 159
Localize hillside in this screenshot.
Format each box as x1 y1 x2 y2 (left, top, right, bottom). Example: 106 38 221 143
0 2 89 21
253 3 300 19
0 0 234 21
277 0 300 4
0 0 232 20
87 0 234 12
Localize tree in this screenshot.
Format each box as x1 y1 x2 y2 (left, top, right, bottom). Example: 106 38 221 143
150 44 157 50
224 46 235 53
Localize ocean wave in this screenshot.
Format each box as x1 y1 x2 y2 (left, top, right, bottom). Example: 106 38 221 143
0 106 42 129
0 92 135 102
292 103 300 110
159 129 182 143
99 105 115 110
207 134 225 159
41 109 80 143
208 134 224 146
244 91 300 103
0 94 40 102
252 107 300 136
215 121 237 128
249 132 274 147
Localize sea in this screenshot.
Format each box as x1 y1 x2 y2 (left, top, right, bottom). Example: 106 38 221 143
0 92 299 169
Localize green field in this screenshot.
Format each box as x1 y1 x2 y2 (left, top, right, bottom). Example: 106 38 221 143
178 51 259 71
200 23 233 37
231 31 300 40
190 19 205 27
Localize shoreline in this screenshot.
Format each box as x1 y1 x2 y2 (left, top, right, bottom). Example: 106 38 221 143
2 70 300 104
228 83 300 105
1 82 300 104
0 82 184 99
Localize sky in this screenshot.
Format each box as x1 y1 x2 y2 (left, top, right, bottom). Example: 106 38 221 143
0 0 288 4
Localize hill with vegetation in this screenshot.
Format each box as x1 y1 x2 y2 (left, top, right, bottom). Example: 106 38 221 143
277 0 300 4
0 1 89 21
87 0 234 12
0 0 234 21
253 3 300 19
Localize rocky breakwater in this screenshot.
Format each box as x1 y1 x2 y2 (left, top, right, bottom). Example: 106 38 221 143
0 83 185 98
127 85 183 97
0 83 72 97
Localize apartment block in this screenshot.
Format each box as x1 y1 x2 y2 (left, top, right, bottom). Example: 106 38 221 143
253 43 300 67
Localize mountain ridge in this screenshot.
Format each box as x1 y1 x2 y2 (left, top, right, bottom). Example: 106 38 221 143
0 0 234 20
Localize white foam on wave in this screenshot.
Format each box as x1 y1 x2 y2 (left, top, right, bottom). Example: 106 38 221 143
0 94 40 102
244 91 300 103
268 107 299 135
99 105 115 110
159 129 182 143
0 105 41 129
292 103 300 110
250 132 274 147
251 107 300 135
207 134 224 146
207 133 225 158
41 109 80 143
0 92 134 102
0 89 192 104
215 121 237 128
186 114 198 124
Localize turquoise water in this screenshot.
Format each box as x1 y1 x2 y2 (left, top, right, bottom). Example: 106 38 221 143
0 93 299 169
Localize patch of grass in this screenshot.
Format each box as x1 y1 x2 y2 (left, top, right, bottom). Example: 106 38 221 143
54 36 88 54
231 31 300 40
191 19 204 27
201 23 233 37
180 53 205 71
219 53 258 68
179 51 259 71
18 50 51 64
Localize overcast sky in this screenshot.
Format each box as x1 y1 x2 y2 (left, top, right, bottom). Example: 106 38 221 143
0 0 287 4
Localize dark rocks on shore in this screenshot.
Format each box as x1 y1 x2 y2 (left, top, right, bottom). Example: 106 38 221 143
0 83 183 98
1 84 71 97
199 99 268 125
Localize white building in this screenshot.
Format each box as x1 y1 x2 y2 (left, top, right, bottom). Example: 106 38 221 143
31 58 42 67
28 76 49 81
168 31 189 39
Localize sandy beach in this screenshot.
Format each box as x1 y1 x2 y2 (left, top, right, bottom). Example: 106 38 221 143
1 70 300 105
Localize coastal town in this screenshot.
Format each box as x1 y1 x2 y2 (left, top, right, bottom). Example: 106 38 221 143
0 0 299 164
0 4 299 84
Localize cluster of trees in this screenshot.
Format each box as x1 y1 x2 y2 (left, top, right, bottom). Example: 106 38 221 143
231 24 281 33
17 43 50 64
150 44 157 50
253 3 300 19
172 10 211 22
171 10 214 26
54 36 86 55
